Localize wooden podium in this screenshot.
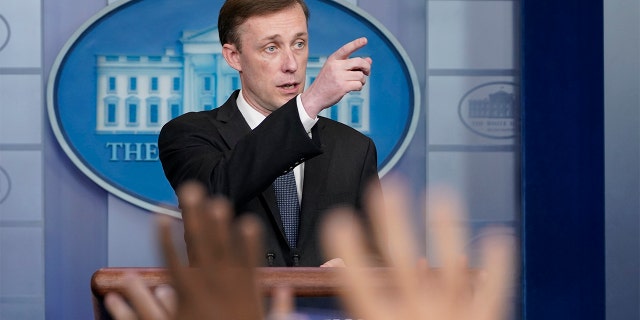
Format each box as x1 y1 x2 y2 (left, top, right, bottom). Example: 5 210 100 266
91 267 346 320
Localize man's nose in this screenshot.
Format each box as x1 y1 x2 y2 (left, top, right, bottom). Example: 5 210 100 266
282 48 298 73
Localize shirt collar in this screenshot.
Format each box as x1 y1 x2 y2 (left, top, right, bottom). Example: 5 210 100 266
236 90 266 130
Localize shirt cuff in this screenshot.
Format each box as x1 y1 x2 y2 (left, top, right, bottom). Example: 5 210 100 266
296 94 318 134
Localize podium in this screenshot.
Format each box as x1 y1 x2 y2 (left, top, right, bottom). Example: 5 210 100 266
91 267 347 320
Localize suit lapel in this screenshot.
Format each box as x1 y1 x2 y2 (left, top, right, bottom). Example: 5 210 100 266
215 92 251 149
301 120 329 208
262 186 286 242
298 120 330 248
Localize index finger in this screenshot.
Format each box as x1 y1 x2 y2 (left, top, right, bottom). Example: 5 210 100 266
330 37 368 60
268 286 294 317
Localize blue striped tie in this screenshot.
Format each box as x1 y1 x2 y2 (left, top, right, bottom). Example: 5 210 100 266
273 171 299 248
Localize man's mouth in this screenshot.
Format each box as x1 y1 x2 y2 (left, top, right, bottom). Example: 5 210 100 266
279 83 298 90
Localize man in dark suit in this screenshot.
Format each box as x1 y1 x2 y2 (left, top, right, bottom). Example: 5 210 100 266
158 0 379 267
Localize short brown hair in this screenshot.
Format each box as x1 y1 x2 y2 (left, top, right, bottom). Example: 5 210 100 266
218 0 310 49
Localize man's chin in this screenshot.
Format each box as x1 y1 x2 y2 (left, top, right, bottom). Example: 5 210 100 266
278 93 300 104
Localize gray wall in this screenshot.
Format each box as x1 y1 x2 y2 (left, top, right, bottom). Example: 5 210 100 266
604 0 640 319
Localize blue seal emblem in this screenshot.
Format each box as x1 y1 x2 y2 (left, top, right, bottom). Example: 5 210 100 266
458 82 518 139
47 0 420 215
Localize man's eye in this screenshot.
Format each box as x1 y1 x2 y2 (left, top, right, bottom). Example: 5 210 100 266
266 46 277 53
294 42 305 49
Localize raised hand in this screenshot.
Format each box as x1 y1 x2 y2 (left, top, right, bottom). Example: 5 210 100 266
300 37 372 118
322 179 516 320
159 183 265 320
104 182 275 320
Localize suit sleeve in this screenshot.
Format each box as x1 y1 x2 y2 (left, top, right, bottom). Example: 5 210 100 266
158 98 322 206
356 137 380 211
357 138 384 263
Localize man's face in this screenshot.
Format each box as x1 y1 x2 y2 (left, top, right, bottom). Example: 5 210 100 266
225 4 309 115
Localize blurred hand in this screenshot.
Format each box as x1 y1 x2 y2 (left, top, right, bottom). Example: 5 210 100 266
160 183 264 319
105 182 296 320
300 37 372 118
322 179 516 320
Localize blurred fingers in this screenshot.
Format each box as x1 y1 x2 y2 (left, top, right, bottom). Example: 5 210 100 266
200 197 233 269
269 286 295 318
472 228 516 320
176 182 207 266
235 214 264 316
236 214 263 269
158 214 186 293
117 273 168 320
321 209 385 319
369 178 422 308
427 188 469 296
104 292 138 320
154 284 177 317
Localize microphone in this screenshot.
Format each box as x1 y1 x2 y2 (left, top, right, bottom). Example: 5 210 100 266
266 252 276 267
291 249 301 267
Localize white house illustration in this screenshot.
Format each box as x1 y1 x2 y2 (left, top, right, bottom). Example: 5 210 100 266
467 89 515 119
95 26 370 134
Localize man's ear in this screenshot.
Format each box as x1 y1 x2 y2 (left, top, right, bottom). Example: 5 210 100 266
222 43 242 72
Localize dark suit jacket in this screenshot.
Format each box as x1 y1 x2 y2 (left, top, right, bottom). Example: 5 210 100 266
158 90 380 267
